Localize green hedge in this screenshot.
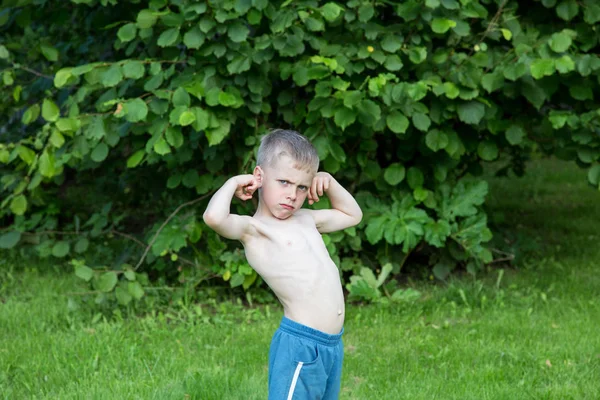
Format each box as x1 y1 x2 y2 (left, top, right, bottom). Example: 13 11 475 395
1 0 599 305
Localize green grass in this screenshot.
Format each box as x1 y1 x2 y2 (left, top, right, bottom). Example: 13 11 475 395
1 158 599 399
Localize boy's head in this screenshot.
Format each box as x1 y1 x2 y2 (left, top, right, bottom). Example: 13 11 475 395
253 129 320 219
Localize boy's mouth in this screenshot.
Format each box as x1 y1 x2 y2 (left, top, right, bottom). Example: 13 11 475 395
280 204 294 210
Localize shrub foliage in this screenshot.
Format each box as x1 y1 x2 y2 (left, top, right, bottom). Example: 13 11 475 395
1 0 599 304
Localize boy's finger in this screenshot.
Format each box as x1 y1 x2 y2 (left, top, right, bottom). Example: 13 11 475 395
318 180 324 196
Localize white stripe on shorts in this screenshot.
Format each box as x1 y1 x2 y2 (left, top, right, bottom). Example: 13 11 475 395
286 361 304 400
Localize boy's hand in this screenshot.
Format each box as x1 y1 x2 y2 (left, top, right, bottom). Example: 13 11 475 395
233 174 260 201
308 172 332 205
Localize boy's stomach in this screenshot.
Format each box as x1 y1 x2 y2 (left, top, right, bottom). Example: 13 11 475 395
260 258 346 334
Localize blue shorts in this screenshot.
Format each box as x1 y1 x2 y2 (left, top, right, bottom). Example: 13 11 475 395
268 317 344 400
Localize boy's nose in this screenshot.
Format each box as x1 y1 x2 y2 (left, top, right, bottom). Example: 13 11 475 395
287 188 296 201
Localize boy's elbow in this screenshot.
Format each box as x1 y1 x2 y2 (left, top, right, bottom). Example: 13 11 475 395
354 210 363 226
202 211 220 228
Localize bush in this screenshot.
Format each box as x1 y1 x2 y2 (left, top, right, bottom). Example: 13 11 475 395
1 0 599 306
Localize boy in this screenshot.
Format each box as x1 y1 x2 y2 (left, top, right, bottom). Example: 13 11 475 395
203 129 362 399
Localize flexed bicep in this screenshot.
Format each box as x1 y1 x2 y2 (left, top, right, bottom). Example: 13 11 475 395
308 209 361 233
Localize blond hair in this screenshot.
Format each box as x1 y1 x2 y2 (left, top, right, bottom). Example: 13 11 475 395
256 129 319 172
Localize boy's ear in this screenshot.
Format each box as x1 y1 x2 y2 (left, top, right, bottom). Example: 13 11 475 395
253 166 263 187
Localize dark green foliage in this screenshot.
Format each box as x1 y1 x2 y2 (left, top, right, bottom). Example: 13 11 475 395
1 0 599 305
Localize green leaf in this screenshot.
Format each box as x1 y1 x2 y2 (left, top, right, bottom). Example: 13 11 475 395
444 82 460 99
556 0 578 21
101 64 123 87
328 141 346 163
137 9 158 28
584 2 600 24
407 167 425 189
10 195 27 215
22 104 40 125
17 145 36 164
0 45 9 59
123 98 148 122
42 99 60 122
334 107 356 130
172 87 191 107
381 35 402 53
441 180 488 220
228 21 249 43
0 231 21 249
40 44 58 61
481 71 504 93
505 125 525 145
153 137 171 155
157 28 180 47
424 220 451 248
54 68 73 88
74 238 90 253
127 150 145 168
122 61 145 79
386 111 409 134
117 23 137 42
357 100 381 126
425 130 449 152
569 84 593 101
116 286 132 305
477 141 499 161
39 150 56 177
166 127 184 148
588 165 600 187
384 55 403 71
500 29 512 41
91 143 109 162
408 47 427 64
128 281 145 299
530 59 556 79
358 4 375 22
97 272 118 292
365 215 388 244
75 264 94 281
184 26 205 49
179 111 196 127
206 121 231 146
52 241 70 258
320 3 343 21
555 55 575 74
384 163 406 185
548 32 572 53
124 270 136 281
431 18 456 34
412 113 431 132
457 101 485 125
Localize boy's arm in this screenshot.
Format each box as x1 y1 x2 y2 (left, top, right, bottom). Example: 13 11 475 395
203 175 259 241
307 172 363 233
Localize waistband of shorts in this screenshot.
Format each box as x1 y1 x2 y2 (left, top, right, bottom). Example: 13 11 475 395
278 317 343 346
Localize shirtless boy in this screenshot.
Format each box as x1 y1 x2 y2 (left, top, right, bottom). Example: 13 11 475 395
203 129 362 399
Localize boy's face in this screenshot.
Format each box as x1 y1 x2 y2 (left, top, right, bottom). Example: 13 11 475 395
255 155 315 220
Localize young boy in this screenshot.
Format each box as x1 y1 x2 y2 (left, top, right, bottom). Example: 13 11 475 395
203 129 362 399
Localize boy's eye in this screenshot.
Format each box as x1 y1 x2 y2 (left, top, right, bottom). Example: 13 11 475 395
298 186 308 191
279 180 288 185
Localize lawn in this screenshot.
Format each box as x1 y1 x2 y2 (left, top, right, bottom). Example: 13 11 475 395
1 158 599 399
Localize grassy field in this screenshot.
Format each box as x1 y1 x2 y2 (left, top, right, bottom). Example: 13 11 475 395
1 158 599 399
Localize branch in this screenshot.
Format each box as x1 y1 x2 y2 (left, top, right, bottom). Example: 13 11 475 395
15 65 53 79
134 193 213 271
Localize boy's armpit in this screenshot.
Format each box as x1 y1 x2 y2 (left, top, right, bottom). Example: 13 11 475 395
306 209 361 233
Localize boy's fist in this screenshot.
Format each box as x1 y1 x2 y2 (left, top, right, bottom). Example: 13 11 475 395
233 174 259 201
308 172 332 205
